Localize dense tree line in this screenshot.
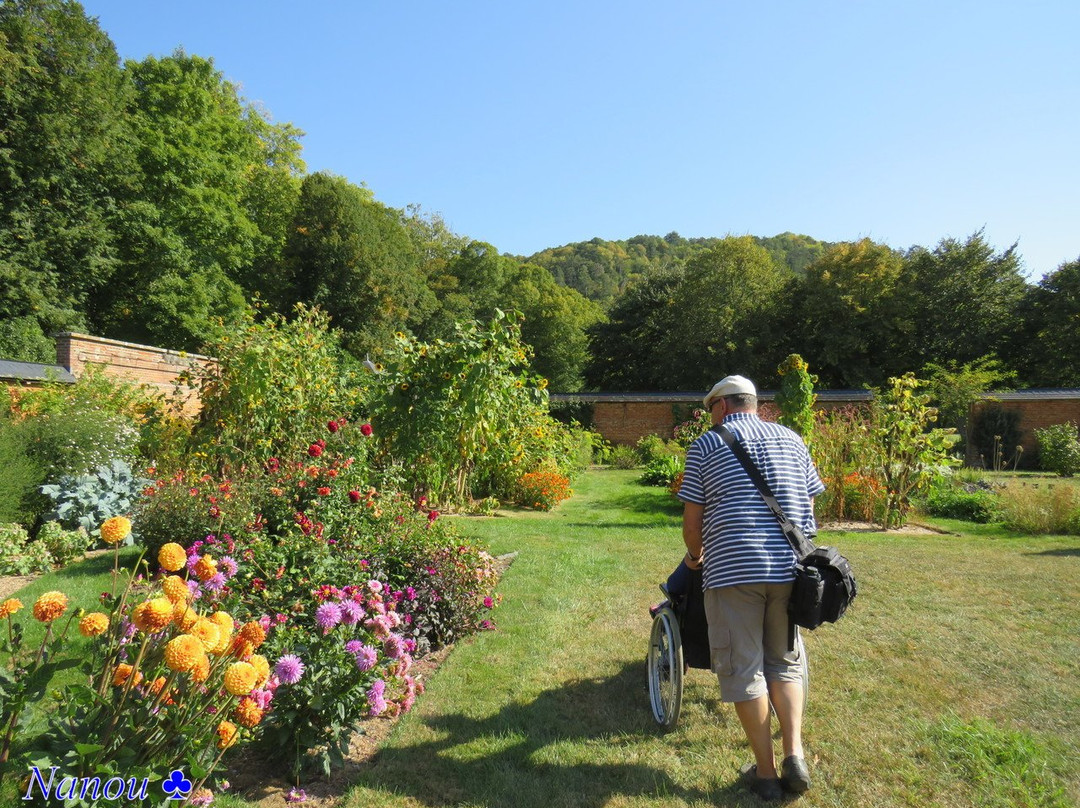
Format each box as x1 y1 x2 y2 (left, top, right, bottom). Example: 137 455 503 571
1 1 1077 394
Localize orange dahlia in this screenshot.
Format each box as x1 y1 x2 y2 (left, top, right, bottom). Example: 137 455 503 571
248 653 270 687
157 543 187 572
161 575 190 603
173 600 198 631
163 634 204 673
112 663 143 687
148 676 175 705
190 618 221 651
191 652 211 683
132 597 173 633
78 612 109 637
0 598 23 618
100 516 132 545
32 591 68 622
215 720 239 749
233 696 264 728
193 555 217 582
223 661 258 696
238 621 266 649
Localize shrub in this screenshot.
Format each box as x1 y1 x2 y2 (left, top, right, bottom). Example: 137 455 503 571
970 403 1023 470
516 471 572 510
0 412 45 525
635 434 670 466
672 408 710 448
36 521 92 565
811 404 881 522
640 455 684 487
40 460 147 538
0 523 53 575
775 354 816 444
607 445 639 469
1035 422 1080 477
918 476 998 523
997 481 1080 535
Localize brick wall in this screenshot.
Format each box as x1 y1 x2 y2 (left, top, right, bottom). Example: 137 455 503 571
593 402 679 445
969 395 1080 466
54 333 217 415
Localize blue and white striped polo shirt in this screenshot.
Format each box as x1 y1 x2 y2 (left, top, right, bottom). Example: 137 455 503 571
678 412 826 589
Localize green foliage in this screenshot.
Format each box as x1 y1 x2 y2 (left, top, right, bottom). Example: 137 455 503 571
810 405 881 522
635 434 678 466
639 455 684 487
370 312 577 507
918 476 998 523
928 714 1071 808
0 522 53 574
39 459 147 535
187 304 367 472
672 408 711 448
969 404 1024 471
1034 422 1080 477
607 445 639 469
35 520 92 566
0 316 55 363
1013 258 1080 387
871 374 959 529
0 411 46 525
775 354 816 443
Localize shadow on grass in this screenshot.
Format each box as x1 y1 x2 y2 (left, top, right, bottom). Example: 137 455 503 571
356 660 717 807
1026 546 1080 557
50 547 143 578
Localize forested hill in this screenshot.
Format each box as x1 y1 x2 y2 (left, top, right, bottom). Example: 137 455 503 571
520 232 831 306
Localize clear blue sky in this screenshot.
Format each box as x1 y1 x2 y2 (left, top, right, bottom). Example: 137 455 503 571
82 0 1079 280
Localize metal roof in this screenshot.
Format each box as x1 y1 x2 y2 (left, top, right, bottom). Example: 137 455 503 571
0 359 76 384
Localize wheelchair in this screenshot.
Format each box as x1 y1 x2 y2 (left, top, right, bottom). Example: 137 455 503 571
647 565 808 730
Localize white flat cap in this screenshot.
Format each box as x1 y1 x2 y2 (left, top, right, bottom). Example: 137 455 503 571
703 375 757 409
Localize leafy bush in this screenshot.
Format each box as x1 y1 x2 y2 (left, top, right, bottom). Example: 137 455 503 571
0 412 45 525
918 477 998 523
36 521 92 565
0 523 53 575
516 471 572 510
672 408 710 448
40 460 147 537
775 353 816 443
607 445 639 469
635 434 671 465
970 403 1023 470
811 404 882 522
640 455 684 487
996 481 1080 535
1035 422 1080 477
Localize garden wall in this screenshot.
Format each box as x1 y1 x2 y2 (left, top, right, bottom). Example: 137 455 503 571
969 392 1080 466
53 332 216 415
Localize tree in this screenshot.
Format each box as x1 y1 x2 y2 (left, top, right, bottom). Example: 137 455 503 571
661 236 789 389
898 231 1027 371
0 0 132 336
1011 258 1080 387
921 356 1015 455
793 239 908 388
283 172 432 357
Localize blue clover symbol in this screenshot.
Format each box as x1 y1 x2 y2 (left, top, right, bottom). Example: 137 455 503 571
162 769 192 800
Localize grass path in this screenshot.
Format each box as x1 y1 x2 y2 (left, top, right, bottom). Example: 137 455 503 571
335 471 1079 808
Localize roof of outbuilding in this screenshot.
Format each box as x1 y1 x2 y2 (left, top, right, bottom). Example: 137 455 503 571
0 359 76 384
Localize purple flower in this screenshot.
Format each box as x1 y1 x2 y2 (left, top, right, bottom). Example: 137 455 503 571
186 579 202 600
286 788 307 803
354 645 378 672
205 573 227 592
384 633 405 660
315 602 342 633
274 654 305 685
219 556 238 578
344 640 364 655
367 679 387 716
483 596 494 609
340 599 365 625
405 586 417 600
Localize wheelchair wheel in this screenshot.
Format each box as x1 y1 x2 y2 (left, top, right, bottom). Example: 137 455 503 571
647 606 684 729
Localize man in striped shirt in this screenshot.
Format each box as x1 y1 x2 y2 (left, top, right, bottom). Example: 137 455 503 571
678 374 825 801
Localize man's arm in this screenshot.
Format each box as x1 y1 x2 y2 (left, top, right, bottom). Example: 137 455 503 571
682 501 705 569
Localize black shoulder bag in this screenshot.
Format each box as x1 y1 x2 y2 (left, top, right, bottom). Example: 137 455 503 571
713 425 857 644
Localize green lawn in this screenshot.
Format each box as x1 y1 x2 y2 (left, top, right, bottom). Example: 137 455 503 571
4 471 1078 807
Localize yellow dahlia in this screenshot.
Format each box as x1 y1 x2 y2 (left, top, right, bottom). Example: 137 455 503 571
163 634 204 673
173 600 198 631
193 555 217 582
78 612 109 637
233 696 264 728
32 591 68 623
248 653 270 687
0 598 23 618
190 618 221 651
132 597 173 633
161 575 190 603
100 516 132 545
223 661 258 696
215 720 239 749
208 610 234 635
112 663 143 687
157 543 187 572
191 652 211 683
